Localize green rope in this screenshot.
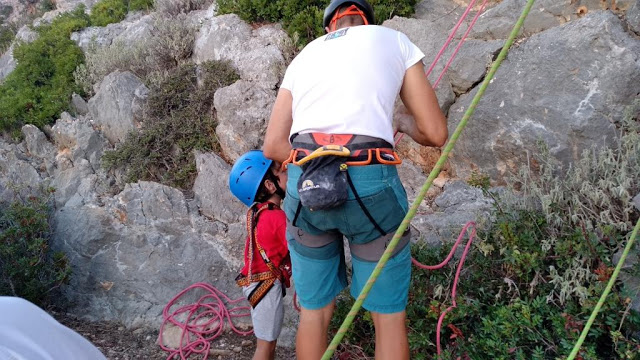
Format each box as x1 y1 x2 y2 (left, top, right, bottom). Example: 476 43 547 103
566 217 640 360
321 1 537 358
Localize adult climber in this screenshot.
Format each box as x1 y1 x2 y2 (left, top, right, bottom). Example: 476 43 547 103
263 0 448 358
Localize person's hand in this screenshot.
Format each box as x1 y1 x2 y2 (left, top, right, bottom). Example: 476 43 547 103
393 103 418 137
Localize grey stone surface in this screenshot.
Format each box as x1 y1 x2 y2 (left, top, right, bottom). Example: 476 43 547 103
628 0 640 34
71 13 152 51
71 93 90 116
0 141 44 203
193 152 245 223
412 181 494 245
633 193 640 211
447 11 640 180
22 125 56 175
214 80 276 161
193 14 287 87
88 71 148 144
0 45 17 82
384 17 502 97
0 26 37 82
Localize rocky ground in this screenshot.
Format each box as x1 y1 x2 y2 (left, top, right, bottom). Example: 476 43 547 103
52 311 296 360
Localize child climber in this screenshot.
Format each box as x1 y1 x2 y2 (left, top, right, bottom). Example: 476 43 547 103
229 150 291 360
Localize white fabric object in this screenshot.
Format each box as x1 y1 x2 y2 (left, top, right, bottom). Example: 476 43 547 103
281 25 425 145
0 297 106 360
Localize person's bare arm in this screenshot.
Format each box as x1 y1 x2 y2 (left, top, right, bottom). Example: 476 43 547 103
397 62 448 147
263 89 294 163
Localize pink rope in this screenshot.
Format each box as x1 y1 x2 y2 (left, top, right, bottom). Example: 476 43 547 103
411 221 477 355
158 282 253 360
394 0 488 145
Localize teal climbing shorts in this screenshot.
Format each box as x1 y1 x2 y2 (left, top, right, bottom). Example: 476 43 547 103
283 164 411 314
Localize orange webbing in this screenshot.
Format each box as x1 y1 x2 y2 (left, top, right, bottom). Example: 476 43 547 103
329 4 370 32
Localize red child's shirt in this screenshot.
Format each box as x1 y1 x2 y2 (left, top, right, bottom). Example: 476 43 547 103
240 203 291 278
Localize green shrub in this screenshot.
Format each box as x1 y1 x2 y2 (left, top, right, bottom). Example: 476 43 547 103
129 0 155 11
90 0 128 27
102 60 239 189
217 0 418 45
330 103 640 359
0 192 71 306
0 6 89 132
154 0 209 16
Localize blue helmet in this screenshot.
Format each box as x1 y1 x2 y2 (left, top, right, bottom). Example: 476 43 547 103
229 150 273 206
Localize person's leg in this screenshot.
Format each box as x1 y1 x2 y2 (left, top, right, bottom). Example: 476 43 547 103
296 301 335 360
253 339 277 360
371 310 409 360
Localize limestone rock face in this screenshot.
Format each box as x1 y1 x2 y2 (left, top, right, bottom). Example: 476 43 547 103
193 14 287 87
447 11 640 180
88 71 148 145
214 80 276 161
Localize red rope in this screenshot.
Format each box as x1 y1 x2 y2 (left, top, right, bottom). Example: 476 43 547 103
411 221 477 355
158 282 253 360
394 0 488 145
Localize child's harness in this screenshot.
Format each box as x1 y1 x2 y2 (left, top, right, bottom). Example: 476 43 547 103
235 202 291 308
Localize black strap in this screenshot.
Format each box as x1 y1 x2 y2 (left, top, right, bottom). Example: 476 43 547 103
345 172 386 236
292 201 302 227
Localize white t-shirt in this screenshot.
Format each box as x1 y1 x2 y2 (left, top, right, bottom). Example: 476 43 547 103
0 297 107 360
281 25 425 145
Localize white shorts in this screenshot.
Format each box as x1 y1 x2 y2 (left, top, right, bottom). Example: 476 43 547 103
242 280 285 342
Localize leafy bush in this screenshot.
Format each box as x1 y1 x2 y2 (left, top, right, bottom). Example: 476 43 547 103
217 0 418 45
102 60 239 189
0 6 89 132
0 192 71 306
90 0 128 27
75 14 195 96
330 103 640 359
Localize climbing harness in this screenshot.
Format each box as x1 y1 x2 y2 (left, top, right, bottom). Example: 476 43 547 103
286 133 401 238
323 0 538 358
235 202 291 308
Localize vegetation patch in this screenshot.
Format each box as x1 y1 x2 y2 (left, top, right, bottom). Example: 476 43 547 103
0 191 71 307
102 60 239 189
0 24 15 55
0 7 88 134
331 103 640 359
217 0 418 45
89 0 154 27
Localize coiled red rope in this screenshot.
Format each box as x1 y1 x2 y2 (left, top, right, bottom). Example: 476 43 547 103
158 282 253 360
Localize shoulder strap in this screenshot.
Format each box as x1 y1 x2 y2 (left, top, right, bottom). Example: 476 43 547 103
246 203 282 280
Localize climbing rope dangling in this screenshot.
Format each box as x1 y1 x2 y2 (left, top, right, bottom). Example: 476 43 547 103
323 0 538 358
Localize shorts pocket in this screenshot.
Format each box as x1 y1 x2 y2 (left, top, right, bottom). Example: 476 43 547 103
345 185 407 244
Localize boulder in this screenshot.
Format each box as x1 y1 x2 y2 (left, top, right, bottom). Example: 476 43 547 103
192 152 245 223
0 26 37 82
71 13 152 52
214 80 276 161
633 193 640 211
51 181 247 330
468 0 637 40
71 93 89 116
384 17 502 97
0 141 44 204
22 125 56 175
628 0 640 34
447 11 640 181
193 14 287 87
412 181 494 246
88 71 148 144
